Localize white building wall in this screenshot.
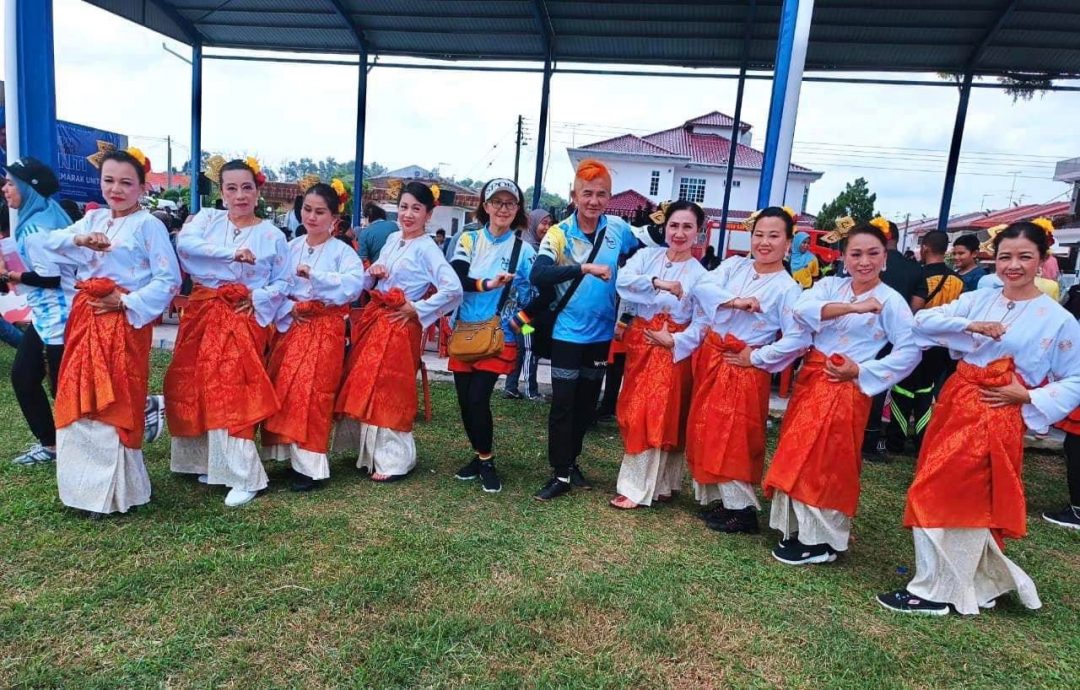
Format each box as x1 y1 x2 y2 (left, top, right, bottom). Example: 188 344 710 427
604 160 677 204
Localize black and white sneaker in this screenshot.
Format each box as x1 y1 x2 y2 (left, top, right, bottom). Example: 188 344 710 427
772 539 837 565
1042 505 1080 530
454 455 481 480
696 501 728 522
478 460 502 493
876 589 950 616
144 395 165 443
706 507 760 534
534 476 572 501
569 464 593 490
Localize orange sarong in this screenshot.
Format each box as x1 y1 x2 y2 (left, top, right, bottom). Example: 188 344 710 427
904 358 1026 544
54 278 152 449
262 301 349 454
163 283 279 440
762 349 872 517
335 288 423 433
616 314 693 455
1056 407 1080 436
685 332 772 485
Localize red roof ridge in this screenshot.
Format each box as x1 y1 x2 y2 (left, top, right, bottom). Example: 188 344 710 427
578 133 675 156
683 111 752 132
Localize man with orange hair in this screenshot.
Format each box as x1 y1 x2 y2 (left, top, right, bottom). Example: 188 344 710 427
530 159 640 501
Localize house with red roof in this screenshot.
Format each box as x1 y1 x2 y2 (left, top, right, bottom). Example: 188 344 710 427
567 111 822 216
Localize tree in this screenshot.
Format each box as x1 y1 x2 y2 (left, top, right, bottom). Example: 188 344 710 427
364 162 388 178
524 186 568 214
815 177 878 230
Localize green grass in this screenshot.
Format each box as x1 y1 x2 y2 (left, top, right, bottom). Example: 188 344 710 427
0 346 1077 689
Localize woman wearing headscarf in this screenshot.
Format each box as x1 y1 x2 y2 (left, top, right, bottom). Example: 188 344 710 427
789 231 819 289
34 149 181 518
1 157 77 466
504 208 552 400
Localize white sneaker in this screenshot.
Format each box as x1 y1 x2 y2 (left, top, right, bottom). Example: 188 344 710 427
224 488 257 507
197 474 209 484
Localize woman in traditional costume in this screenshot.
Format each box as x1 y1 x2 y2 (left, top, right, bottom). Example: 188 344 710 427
606 201 707 509
878 221 1080 616
448 179 537 493
165 158 288 507
763 223 920 565
37 149 181 517
675 207 809 532
261 181 364 491
334 181 462 481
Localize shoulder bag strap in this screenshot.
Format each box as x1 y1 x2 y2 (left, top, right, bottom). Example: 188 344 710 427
551 226 607 319
495 238 523 313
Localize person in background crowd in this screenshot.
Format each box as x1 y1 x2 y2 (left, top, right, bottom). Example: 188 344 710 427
530 159 640 501
862 217 926 462
0 203 20 348
58 199 83 223
166 158 288 508
35 149 181 518
879 221 1080 616
287 194 303 239
676 207 808 533
789 231 820 289
607 200 708 509
504 208 552 400
1 157 78 465
335 182 462 482
358 202 397 267
262 183 365 492
449 179 538 493
763 223 920 565
1048 411 1080 530
885 230 964 456
699 245 719 271
951 234 986 292
434 228 446 251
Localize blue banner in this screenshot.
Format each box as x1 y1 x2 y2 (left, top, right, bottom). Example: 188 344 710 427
1 106 127 204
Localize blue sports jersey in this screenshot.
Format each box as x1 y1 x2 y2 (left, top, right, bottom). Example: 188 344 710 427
453 227 536 340
537 213 639 344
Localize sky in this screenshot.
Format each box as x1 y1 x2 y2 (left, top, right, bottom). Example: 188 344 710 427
3 0 1078 223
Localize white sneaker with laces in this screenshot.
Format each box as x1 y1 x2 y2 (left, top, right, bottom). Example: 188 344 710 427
224 488 257 507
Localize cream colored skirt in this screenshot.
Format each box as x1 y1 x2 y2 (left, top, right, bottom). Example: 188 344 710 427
615 448 684 506
693 480 761 510
56 419 151 514
171 430 268 492
333 418 416 477
768 490 851 551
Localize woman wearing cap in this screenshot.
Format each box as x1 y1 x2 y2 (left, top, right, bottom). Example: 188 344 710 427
165 158 289 508
878 221 1080 617
762 222 920 565
335 181 462 482
672 207 809 532
1 157 77 466
503 208 552 401
606 200 707 509
447 179 538 493
33 149 181 517
261 182 365 492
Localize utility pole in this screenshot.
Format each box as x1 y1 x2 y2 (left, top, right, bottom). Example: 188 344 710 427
513 115 524 185
1007 171 1021 205
166 135 173 190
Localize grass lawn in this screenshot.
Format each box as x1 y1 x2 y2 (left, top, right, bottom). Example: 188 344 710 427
0 346 1078 689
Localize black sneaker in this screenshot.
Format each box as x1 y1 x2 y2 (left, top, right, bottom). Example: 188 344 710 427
534 476 572 501
478 460 502 494
290 470 319 492
503 390 524 400
454 455 481 480
876 589 950 616
862 438 890 464
1042 505 1080 530
706 506 760 534
771 539 837 566
696 501 729 522
569 464 592 490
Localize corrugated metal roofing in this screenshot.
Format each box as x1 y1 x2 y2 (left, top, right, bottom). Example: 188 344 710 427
84 1 1080 76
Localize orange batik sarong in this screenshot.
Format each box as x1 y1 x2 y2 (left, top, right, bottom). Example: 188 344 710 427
262 301 349 454
763 349 872 517
616 314 693 454
164 283 280 440
904 358 1026 544
54 278 152 449
685 331 772 486
335 288 423 433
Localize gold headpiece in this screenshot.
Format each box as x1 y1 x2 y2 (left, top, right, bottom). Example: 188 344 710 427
821 216 856 244
298 174 321 193
979 224 1008 255
649 201 672 226
86 142 152 174
387 179 403 202
204 155 227 184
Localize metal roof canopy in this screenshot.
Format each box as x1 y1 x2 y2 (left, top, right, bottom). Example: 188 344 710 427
88 0 1080 77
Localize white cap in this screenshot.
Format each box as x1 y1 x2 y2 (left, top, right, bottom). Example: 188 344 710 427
483 178 521 202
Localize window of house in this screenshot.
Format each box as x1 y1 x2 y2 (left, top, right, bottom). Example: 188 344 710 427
649 170 660 196
678 177 706 203
723 179 742 188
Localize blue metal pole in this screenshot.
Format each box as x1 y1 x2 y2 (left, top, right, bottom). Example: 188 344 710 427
189 39 203 213
718 0 758 256
757 0 799 209
352 49 369 229
532 50 553 210
14 0 59 168
937 72 973 233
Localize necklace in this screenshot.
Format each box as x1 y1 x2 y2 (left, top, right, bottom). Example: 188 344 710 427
300 236 330 272
734 261 781 298
844 279 881 304
228 215 259 241
977 291 1037 328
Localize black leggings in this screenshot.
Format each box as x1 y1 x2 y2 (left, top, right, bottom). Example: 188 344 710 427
548 339 610 476
12 326 64 447
1065 432 1080 507
454 371 501 456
